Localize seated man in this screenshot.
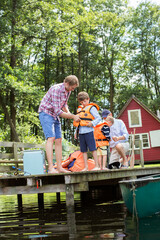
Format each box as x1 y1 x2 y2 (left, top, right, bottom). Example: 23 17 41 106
102 109 129 169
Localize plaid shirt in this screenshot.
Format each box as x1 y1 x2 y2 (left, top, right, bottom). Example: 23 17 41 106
38 83 71 120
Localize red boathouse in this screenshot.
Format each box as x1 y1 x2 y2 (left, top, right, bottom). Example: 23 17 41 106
117 96 160 163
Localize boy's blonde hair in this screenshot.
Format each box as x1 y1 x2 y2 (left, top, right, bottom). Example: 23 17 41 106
64 75 79 86
77 91 89 102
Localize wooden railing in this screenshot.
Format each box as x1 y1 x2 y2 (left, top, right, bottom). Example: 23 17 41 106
0 141 78 175
0 142 45 174
0 140 144 175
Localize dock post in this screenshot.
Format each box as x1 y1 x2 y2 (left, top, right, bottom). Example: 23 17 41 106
65 184 75 213
38 193 44 209
56 192 61 204
65 175 75 212
13 142 18 171
139 140 144 167
65 184 77 238
65 175 77 238
80 191 88 203
17 194 22 210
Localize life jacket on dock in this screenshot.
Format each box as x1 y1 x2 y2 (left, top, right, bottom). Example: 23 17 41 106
54 151 95 172
73 103 100 128
94 121 110 148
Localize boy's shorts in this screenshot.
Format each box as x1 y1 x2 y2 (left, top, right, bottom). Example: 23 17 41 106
39 112 62 140
79 131 96 152
97 146 108 156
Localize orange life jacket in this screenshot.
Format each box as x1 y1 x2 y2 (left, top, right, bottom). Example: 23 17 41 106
73 103 100 127
94 121 110 148
53 150 81 169
69 151 95 172
54 150 95 172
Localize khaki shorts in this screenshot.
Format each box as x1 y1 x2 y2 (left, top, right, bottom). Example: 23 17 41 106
110 142 129 164
97 146 108 156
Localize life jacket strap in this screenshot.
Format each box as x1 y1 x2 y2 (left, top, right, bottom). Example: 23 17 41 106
95 139 108 141
97 146 108 150
80 117 93 121
76 110 85 115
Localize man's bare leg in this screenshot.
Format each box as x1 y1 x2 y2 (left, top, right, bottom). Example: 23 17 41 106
46 137 58 173
92 150 100 170
55 138 70 173
115 143 128 166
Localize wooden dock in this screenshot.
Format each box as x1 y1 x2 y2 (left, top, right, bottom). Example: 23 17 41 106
1 141 159 238
1 166 160 210
1 166 160 238
0 141 160 209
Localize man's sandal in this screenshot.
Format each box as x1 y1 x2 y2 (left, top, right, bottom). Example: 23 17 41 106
121 164 129 169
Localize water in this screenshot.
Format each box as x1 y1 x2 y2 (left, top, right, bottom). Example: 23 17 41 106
0 193 160 240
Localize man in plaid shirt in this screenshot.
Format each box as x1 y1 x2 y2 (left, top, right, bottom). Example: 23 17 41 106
39 75 80 173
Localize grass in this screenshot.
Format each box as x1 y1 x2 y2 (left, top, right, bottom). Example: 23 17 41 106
134 163 160 168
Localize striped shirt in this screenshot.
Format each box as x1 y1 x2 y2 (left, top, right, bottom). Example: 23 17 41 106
38 83 70 120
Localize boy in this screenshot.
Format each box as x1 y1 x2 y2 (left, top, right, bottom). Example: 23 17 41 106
94 114 114 170
74 91 101 171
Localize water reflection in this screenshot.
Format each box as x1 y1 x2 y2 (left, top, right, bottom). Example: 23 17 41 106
0 193 160 239
125 213 160 240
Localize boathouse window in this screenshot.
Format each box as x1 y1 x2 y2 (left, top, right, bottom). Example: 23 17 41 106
129 133 150 152
150 130 160 147
128 109 142 128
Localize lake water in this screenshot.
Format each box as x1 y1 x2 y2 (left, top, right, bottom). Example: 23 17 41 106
0 192 160 240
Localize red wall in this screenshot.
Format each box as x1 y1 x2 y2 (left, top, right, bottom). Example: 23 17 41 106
119 99 160 162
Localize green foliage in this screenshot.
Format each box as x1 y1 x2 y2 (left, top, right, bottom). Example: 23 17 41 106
114 83 153 115
0 0 159 144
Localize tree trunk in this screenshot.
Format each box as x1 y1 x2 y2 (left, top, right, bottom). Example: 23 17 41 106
108 67 114 114
44 39 48 91
61 50 65 76
10 0 17 141
56 52 60 79
0 93 20 142
78 30 81 90
153 36 159 97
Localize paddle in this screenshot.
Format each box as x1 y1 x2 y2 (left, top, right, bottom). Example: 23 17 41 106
130 128 136 168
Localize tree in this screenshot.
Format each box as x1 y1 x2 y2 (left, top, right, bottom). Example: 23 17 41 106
127 2 160 112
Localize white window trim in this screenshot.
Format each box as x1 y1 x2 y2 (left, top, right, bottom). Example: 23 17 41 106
150 130 160 147
129 133 150 150
128 109 142 128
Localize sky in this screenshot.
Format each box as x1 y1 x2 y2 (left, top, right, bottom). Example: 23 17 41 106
129 0 160 7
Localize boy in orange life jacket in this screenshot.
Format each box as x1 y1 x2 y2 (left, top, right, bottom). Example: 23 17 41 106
74 91 101 171
94 113 114 170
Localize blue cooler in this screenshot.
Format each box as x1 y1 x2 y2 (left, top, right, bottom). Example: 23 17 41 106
23 150 46 175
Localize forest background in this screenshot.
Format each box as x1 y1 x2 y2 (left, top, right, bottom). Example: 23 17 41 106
0 0 159 146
